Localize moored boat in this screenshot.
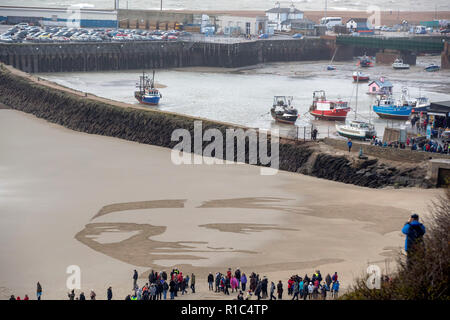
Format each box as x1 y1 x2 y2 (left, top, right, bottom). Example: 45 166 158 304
327 65 336 70
358 55 374 67
335 120 377 140
372 93 413 120
425 64 440 72
134 70 162 105
392 58 410 69
309 90 350 121
410 96 430 113
352 71 369 82
271 96 299 125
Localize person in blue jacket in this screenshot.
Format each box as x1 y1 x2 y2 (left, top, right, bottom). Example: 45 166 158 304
402 213 426 266
347 139 352 152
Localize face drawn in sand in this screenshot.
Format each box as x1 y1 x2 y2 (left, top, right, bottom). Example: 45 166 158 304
75 197 345 272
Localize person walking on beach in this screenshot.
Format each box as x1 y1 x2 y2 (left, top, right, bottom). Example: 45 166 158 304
190 273 196 293
332 281 340 299
68 289 75 300
162 280 168 300
79 292 86 300
347 139 352 152
402 213 426 267
241 273 247 292
36 282 42 300
292 279 299 300
270 281 276 300
133 270 138 290
90 290 96 300
208 272 214 291
277 280 283 300
325 274 332 289
107 286 113 300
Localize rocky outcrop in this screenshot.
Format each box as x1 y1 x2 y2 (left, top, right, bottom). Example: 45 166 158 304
0 65 432 188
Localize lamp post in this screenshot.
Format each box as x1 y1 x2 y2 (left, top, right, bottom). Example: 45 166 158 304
160 0 163 11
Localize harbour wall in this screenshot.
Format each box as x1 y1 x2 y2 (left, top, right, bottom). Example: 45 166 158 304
0 64 432 188
0 38 338 73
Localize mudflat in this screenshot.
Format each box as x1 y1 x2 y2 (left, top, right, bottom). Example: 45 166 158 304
0 109 440 299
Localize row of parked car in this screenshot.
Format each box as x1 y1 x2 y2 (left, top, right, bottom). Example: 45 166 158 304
0 23 192 43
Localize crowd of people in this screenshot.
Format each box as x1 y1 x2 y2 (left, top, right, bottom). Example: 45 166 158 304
8 268 342 300
208 268 341 300
125 268 196 300
370 136 449 154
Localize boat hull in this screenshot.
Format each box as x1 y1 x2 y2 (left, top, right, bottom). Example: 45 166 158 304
135 93 160 105
310 109 349 121
425 66 440 72
373 105 412 120
393 66 410 70
271 110 297 125
335 125 375 140
353 76 369 82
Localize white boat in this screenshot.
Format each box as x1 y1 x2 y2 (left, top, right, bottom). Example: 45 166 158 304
335 120 377 140
336 71 376 140
392 58 410 70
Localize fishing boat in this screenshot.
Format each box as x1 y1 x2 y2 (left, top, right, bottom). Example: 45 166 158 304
134 70 162 105
358 55 373 68
411 96 430 113
372 89 413 120
335 120 377 140
424 63 440 72
352 71 369 82
336 73 376 140
270 96 298 125
309 90 350 121
392 58 410 70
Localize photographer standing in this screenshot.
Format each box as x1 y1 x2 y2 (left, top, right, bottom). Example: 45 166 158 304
402 213 426 267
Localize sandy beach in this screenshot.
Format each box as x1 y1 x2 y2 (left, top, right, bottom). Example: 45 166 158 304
0 107 441 300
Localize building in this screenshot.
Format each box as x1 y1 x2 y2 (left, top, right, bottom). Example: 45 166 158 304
368 78 393 95
0 5 118 28
217 15 268 36
427 101 450 129
290 18 316 35
265 2 303 32
346 17 374 35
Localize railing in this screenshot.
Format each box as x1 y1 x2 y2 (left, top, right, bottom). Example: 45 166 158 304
336 35 445 52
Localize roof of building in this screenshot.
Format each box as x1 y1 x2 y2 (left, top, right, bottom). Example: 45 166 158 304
266 7 303 14
429 101 450 113
347 18 368 23
369 79 393 87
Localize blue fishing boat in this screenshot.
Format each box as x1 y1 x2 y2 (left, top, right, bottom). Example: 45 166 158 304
424 64 440 72
372 94 412 120
134 71 162 105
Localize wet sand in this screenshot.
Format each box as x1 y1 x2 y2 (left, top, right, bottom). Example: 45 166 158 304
0 108 441 299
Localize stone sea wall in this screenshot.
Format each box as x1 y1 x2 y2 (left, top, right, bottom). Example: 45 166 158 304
0 38 337 73
0 65 432 188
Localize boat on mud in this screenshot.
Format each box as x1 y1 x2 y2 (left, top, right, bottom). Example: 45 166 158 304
372 89 413 120
335 120 377 140
134 70 162 105
392 58 410 70
309 90 350 121
358 55 374 68
336 72 376 140
271 96 299 125
352 71 369 82
424 64 440 72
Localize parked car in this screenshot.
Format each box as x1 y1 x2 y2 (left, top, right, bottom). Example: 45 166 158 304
258 33 269 39
292 33 303 39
